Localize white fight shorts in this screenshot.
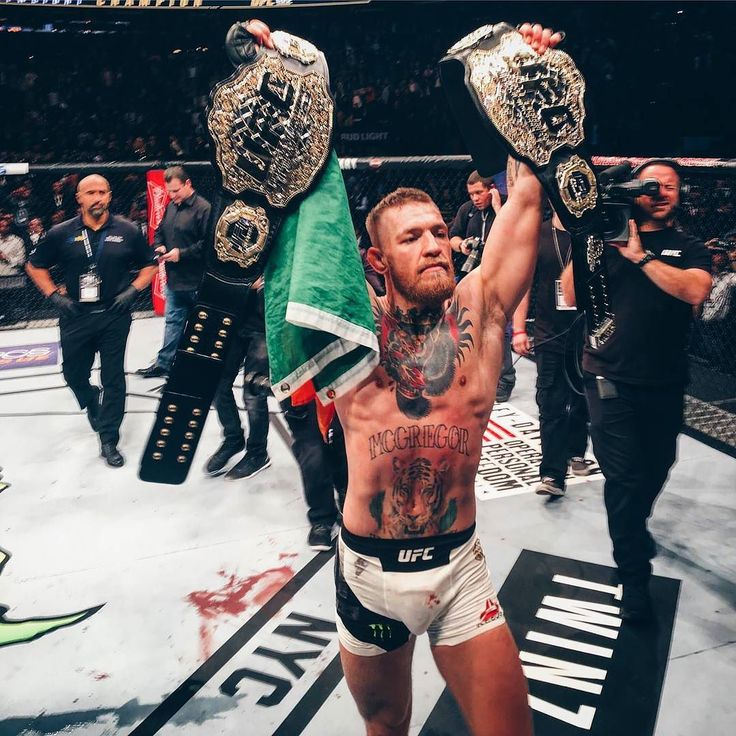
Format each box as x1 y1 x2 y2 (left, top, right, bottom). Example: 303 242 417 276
335 523 505 656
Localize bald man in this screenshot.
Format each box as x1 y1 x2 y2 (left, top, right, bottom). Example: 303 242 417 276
27 174 156 467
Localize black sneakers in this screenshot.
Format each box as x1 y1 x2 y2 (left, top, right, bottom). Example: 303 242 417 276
204 440 245 477
495 383 513 403
225 453 271 481
136 364 169 379
621 583 655 623
100 442 124 468
308 522 335 552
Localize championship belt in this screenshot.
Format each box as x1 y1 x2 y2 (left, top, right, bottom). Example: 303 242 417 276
440 24 615 350
139 28 334 484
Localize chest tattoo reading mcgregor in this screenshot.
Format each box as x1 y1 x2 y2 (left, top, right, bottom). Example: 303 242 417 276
377 299 474 419
369 457 457 538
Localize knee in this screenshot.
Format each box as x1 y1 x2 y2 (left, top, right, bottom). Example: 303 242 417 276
361 699 411 736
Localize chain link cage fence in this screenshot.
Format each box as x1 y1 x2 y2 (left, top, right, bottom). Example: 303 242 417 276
1 156 734 454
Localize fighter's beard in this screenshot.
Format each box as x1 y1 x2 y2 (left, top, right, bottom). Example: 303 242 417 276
392 266 455 309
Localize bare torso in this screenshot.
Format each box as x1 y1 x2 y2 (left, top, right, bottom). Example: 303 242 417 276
336 275 505 538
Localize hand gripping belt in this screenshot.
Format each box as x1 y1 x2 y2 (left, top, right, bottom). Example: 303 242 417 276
439 23 615 350
139 26 334 484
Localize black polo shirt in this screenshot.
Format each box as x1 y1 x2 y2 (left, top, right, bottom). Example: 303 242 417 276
583 227 711 386
533 220 580 354
153 192 211 292
30 214 155 303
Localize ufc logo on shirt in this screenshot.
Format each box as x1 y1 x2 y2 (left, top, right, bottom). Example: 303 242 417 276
398 547 435 563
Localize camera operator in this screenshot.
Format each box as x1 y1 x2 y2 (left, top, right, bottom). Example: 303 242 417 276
449 170 515 401
562 159 712 622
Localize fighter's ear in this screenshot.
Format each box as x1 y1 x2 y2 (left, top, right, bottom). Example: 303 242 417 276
366 245 388 275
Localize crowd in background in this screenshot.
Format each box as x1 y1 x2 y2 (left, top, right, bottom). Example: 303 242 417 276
0 2 732 164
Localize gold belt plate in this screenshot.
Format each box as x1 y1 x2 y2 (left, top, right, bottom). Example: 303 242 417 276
467 32 586 167
208 54 333 208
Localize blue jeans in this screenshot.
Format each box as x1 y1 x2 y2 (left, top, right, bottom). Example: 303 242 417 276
157 286 198 371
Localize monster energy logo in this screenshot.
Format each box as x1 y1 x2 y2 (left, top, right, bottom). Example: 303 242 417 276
369 623 392 641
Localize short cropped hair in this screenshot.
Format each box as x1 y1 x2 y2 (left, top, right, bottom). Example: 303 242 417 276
365 187 436 250
466 170 495 189
164 165 190 184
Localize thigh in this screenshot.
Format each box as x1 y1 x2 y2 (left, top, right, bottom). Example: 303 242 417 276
98 313 131 374
60 315 96 372
536 351 566 413
432 624 532 736
584 376 642 478
339 638 415 731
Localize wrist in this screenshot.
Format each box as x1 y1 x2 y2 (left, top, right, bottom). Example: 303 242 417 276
636 250 657 268
512 330 527 337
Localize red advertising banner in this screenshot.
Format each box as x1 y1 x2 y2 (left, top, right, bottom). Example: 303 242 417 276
146 169 169 316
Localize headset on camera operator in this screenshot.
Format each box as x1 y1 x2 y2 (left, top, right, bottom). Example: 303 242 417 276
561 159 712 622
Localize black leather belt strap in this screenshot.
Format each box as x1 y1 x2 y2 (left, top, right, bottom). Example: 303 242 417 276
140 29 334 484
440 23 615 350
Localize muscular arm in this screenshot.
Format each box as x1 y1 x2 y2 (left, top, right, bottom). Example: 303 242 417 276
131 265 157 291
638 262 711 305
476 159 543 321
618 220 712 305
25 263 58 297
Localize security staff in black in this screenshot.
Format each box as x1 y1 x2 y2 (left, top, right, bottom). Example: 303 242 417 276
26 174 157 467
562 160 712 622
512 214 591 497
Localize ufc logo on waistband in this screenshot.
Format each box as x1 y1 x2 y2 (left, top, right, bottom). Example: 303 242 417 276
660 249 682 257
397 547 435 563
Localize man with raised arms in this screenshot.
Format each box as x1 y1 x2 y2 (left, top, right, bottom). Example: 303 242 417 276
247 19 560 736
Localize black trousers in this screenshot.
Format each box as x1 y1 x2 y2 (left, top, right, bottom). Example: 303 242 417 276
214 329 269 457
59 308 132 445
214 330 338 527
536 349 589 484
584 372 684 586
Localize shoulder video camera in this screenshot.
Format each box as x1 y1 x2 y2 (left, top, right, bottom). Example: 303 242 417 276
598 163 659 244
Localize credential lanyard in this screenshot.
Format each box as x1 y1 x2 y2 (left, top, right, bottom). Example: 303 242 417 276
81 228 105 271
552 227 572 273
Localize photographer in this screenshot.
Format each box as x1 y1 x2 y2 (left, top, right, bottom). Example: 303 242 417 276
562 159 712 622
449 170 515 401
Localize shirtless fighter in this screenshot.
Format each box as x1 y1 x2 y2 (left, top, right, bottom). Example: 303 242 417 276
247 19 560 736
